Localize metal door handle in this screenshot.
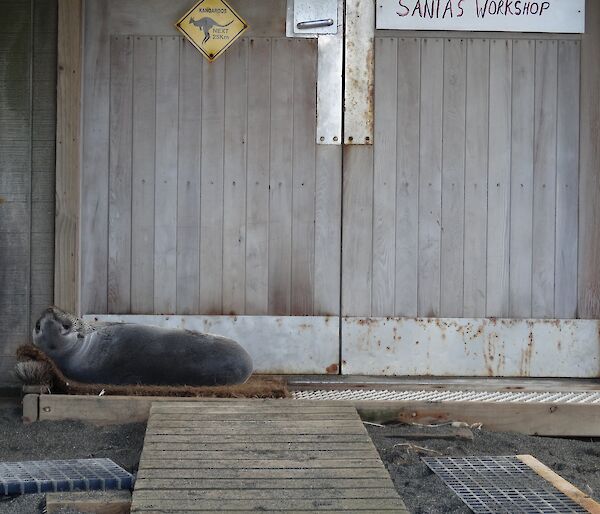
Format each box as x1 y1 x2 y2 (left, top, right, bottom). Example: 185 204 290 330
296 18 334 29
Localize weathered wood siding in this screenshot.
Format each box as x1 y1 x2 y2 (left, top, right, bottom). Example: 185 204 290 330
0 0 57 385
343 36 581 319
579 0 600 319
80 0 341 317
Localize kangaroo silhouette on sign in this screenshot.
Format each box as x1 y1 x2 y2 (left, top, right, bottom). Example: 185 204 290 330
189 17 233 43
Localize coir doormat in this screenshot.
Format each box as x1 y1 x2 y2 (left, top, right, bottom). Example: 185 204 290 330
15 344 289 399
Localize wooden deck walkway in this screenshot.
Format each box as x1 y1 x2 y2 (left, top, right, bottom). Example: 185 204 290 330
130 400 408 513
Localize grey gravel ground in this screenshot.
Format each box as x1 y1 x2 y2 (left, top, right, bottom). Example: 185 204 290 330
367 422 600 513
0 400 145 514
2 399 600 513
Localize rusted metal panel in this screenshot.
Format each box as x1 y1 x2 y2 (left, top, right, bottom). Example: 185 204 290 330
342 317 600 377
316 0 343 144
344 0 374 145
85 315 339 374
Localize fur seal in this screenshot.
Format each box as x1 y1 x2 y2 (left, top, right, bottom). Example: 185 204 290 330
32 307 253 386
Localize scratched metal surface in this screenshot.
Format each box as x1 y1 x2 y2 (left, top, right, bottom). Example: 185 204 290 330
341 317 600 377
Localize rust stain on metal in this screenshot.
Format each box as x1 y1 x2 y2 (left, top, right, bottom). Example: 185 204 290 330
326 363 339 374
519 329 535 376
356 317 379 326
344 0 374 144
344 316 600 377
482 332 497 376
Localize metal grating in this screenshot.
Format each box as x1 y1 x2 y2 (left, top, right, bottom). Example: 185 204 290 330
293 388 600 404
422 456 588 514
0 458 134 495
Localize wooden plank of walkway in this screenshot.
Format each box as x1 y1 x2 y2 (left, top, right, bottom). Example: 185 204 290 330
131 400 408 513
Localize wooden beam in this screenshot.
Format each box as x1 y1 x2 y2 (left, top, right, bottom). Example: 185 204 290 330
36 396 355 425
21 393 39 423
356 401 600 437
45 491 131 514
55 0 82 313
34 395 600 437
517 455 600 514
579 0 600 318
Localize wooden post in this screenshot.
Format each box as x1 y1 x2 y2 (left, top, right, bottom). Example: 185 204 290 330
579 0 600 318
55 0 82 314
22 394 39 423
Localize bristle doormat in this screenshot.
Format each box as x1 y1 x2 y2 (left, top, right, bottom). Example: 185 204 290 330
16 345 289 399
0 458 133 495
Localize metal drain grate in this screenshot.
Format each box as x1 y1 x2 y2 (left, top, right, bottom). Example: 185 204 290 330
422 456 588 513
0 458 134 495
293 388 600 404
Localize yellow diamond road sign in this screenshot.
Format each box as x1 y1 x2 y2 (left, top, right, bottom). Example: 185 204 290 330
176 0 248 62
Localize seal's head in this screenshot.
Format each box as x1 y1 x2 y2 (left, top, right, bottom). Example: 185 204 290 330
32 307 81 356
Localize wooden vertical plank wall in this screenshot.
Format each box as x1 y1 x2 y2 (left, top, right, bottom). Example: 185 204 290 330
245 38 271 315
342 146 374 317
417 38 444 318
62 0 595 325
107 36 133 313
222 40 249 315
314 145 342 316
199 57 225 314
532 40 558 318
291 39 317 316
131 37 157 314
153 37 179 314
372 37 397 317
361 34 583 320
394 38 420 318
509 40 534 318
31 0 58 325
440 38 466 318
77 17 331 317
268 39 294 315
55 0 81 313
0 0 57 384
579 0 600 319
463 38 489 318
80 0 109 314
0 0 33 381
555 41 580 319
176 39 202 315
486 39 512 318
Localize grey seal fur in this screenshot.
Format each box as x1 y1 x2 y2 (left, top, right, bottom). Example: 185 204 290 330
32 307 253 386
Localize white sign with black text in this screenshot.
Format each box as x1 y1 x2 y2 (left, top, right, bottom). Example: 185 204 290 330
376 0 585 33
